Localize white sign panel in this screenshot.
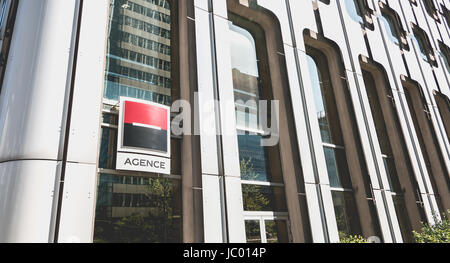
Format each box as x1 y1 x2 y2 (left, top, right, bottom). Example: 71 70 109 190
116 152 171 175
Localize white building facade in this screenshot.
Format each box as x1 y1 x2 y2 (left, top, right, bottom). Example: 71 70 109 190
0 0 448 243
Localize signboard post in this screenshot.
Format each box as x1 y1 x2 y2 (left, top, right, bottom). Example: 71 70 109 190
116 97 171 175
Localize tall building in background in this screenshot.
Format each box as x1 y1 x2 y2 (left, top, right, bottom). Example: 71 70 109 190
0 0 449 243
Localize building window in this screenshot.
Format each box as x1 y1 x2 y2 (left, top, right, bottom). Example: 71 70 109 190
411 24 437 67
379 3 409 50
306 48 362 239
434 91 450 144
0 0 18 94
94 173 182 243
361 68 418 242
442 5 450 27
402 79 449 216
229 18 290 244
344 0 374 29
422 0 439 21
93 0 183 243
438 41 450 73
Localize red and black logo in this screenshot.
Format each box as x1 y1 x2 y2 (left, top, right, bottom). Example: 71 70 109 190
122 100 168 153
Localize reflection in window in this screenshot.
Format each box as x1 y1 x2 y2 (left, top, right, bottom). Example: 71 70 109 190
265 220 289 243
0 0 18 94
306 53 351 189
306 49 361 238
323 147 350 188
104 0 172 105
99 127 117 169
411 26 436 66
94 0 182 243
411 33 429 61
344 0 372 29
229 19 289 242
230 21 261 131
238 135 271 182
344 0 364 24
244 219 289 243
245 221 261 243
380 12 400 45
332 191 360 238
242 185 287 212
94 174 182 243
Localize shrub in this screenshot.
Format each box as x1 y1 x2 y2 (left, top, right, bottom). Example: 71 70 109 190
339 232 369 243
413 210 450 243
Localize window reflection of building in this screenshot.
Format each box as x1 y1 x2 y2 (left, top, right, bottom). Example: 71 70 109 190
229 19 290 244
306 49 361 238
0 0 18 93
104 0 172 105
95 174 181 243
94 0 182 243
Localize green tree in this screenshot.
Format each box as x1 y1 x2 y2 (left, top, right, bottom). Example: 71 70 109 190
413 210 450 243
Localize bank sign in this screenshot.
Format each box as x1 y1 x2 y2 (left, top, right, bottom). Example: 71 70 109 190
116 97 171 175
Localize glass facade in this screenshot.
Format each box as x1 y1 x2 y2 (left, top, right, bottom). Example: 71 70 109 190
93 0 182 243
94 174 181 243
104 0 172 105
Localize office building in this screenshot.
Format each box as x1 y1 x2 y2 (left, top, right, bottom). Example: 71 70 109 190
0 0 449 243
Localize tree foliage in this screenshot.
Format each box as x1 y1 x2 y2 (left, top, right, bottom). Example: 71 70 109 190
339 232 368 243
240 158 271 212
413 210 450 243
